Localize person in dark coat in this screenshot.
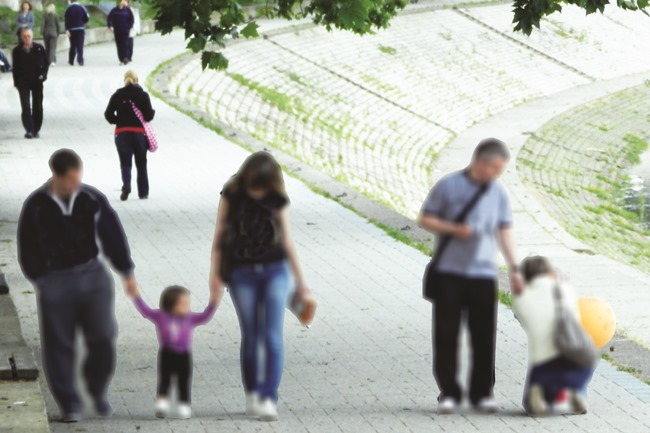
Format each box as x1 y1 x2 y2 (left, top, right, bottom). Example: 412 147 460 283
104 70 155 201
64 0 89 66
107 0 135 65
17 148 138 423
12 28 48 139
41 3 61 66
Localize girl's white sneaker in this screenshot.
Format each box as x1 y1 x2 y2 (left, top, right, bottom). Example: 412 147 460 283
257 398 279 422
246 392 261 417
177 403 192 420
154 397 170 418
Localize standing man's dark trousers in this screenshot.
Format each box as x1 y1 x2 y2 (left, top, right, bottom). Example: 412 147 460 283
114 31 129 62
115 132 149 197
433 273 497 405
36 259 117 414
17 83 43 135
68 29 85 65
127 36 134 61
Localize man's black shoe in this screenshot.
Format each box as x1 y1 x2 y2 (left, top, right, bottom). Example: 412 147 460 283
24 132 33 139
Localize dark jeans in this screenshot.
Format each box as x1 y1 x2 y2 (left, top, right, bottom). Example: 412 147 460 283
127 37 134 61
17 83 43 134
114 31 130 62
433 272 497 404
68 29 85 65
44 35 58 64
158 348 192 403
229 260 291 401
36 259 116 414
523 357 595 410
115 132 149 197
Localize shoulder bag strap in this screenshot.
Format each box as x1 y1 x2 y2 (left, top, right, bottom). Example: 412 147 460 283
431 182 490 268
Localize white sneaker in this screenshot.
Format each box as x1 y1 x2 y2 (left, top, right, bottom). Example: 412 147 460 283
476 397 500 414
177 403 192 420
257 398 278 422
154 397 170 418
246 392 261 417
437 397 458 415
527 384 548 416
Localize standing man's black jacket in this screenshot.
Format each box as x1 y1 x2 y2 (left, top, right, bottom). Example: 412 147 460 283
12 42 48 88
104 84 155 128
17 183 135 281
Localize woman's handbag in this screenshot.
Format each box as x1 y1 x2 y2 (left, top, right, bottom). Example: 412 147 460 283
130 101 158 152
553 284 599 368
422 182 490 302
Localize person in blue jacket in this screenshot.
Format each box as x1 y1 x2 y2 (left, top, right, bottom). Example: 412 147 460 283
64 0 89 66
107 0 135 64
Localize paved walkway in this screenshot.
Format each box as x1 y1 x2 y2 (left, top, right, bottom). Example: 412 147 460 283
0 28 649 433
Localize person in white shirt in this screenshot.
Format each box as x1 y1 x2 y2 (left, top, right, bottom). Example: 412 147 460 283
513 256 595 416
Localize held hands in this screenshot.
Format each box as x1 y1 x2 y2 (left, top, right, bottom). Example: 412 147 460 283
209 274 224 305
509 270 523 295
109 27 114 32
123 275 138 298
296 280 311 297
66 31 71 38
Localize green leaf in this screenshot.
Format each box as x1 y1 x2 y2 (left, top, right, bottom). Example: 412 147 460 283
240 21 260 39
201 51 229 71
187 36 207 53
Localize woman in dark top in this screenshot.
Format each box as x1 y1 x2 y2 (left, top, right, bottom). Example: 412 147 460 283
209 151 311 422
104 70 155 201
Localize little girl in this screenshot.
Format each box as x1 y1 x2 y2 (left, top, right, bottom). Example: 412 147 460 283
130 284 218 419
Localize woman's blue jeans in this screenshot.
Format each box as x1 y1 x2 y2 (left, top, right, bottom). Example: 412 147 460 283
229 260 290 401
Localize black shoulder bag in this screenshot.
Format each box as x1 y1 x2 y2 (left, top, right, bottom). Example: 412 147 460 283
422 182 490 302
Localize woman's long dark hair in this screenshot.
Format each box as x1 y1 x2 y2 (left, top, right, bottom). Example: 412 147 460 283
223 151 288 199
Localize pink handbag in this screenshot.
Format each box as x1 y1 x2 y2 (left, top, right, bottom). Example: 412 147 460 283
130 101 158 152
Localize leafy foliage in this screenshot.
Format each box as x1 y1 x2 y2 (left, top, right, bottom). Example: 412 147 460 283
146 0 407 70
512 0 649 35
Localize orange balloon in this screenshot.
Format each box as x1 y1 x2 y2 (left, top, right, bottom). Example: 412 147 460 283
578 297 616 349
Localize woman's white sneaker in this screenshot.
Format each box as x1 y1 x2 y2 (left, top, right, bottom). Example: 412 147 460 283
154 397 171 418
257 398 279 422
476 397 500 414
246 392 261 417
177 403 192 420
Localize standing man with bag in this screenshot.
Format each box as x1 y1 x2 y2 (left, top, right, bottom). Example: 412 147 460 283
104 70 155 201
64 0 89 66
417 138 522 415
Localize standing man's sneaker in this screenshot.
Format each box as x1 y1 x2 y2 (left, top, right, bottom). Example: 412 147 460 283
527 384 548 416
68 61 73 66
176 403 192 420
475 397 500 414
62 412 82 423
570 391 588 415
154 397 170 418
246 392 261 417
120 190 130 201
95 399 113 417
24 132 33 139
551 389 572 415
139 195 148 200
257 398 278 421
437 397 459 415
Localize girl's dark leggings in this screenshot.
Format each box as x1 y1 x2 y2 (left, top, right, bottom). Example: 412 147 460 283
157 348 192 402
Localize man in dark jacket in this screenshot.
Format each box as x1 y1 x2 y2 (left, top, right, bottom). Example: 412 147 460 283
108 0 135 64
12 28 48 139
64 0 89 66
17 149 138 423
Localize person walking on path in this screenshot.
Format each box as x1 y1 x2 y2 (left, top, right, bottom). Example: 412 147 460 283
104 70 155 201
127 284 221 419
417 138 522 415
12 28 48 139
107 0 135 65
209 151 312 422
513 256 595 416
41 3 60 66
17 149 138 423
16 1 34 43
64 0 89 66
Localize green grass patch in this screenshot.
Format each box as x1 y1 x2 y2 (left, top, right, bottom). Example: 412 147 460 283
582 186 611 200
227 72 305 115
623 134 649 165
498 290 513 307
378 45 397 55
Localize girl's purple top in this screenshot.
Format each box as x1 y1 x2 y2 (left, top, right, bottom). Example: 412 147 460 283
134 296 216 353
